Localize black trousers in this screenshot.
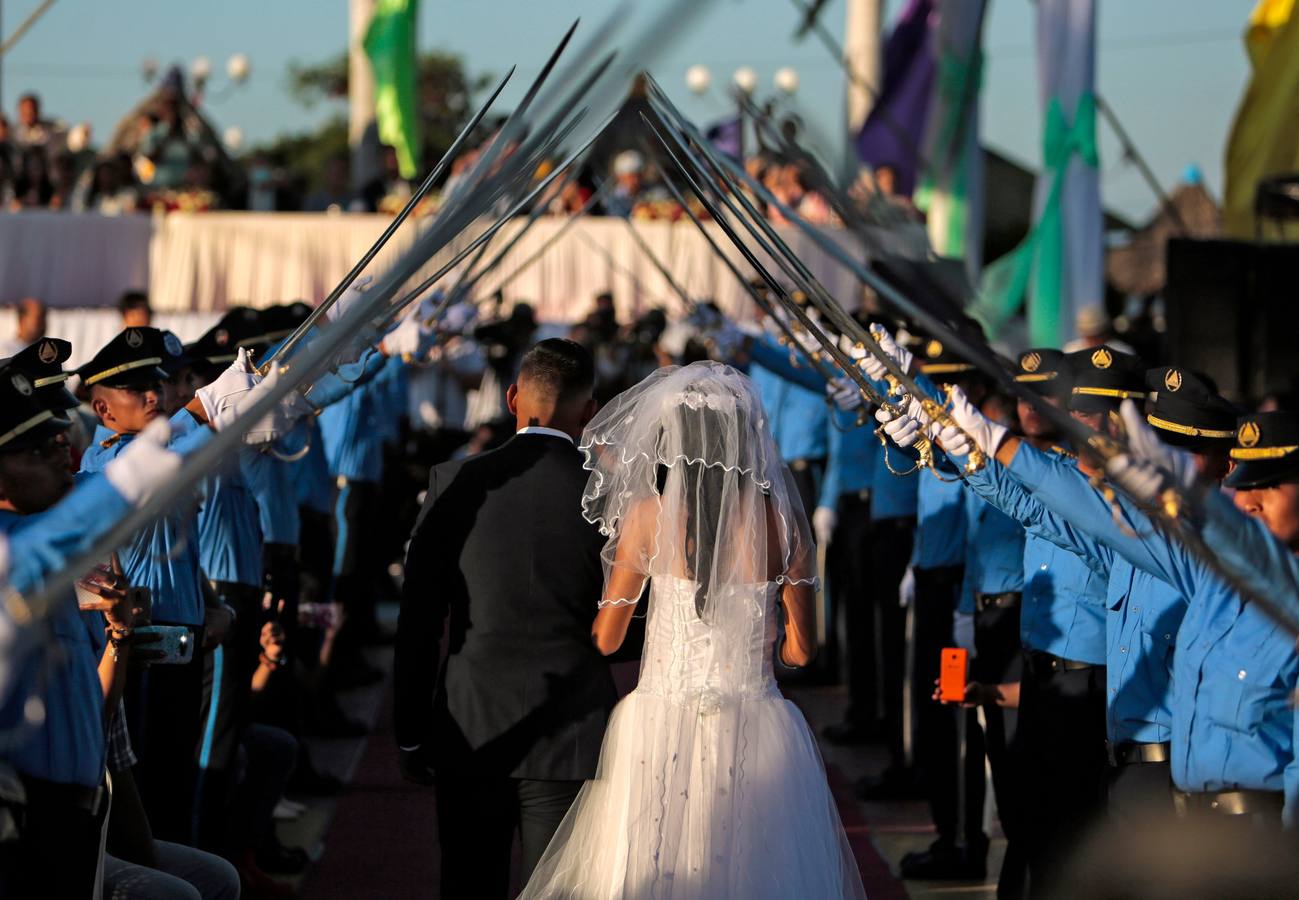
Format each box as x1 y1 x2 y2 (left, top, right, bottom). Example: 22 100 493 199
0 781 106 899
195 582 263 851
869 516 915 769
829 493 872 709
126 640 206 844
332 478 383 654
1107 759 1174 822
974 596 1026 899
914 565 985 850
1018 652 1108 899
787 457 826 522
436 774 583 900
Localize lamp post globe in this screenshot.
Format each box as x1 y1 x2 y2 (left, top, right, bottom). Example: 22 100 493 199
732 66 758 96
685 64 711 95
774 66 799 95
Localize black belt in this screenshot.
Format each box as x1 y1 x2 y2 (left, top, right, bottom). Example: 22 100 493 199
839 488 871 505
18 775 108 817
1174 789 1284 819
1025 649 1098 673
977 592 1021 613
1107 740 1171 767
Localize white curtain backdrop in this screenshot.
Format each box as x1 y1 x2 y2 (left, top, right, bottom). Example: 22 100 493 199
0 211 917 326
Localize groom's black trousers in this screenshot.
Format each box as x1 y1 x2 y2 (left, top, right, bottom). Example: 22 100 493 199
436 774 583 899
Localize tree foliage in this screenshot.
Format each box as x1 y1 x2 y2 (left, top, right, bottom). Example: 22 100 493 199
254 50 491 193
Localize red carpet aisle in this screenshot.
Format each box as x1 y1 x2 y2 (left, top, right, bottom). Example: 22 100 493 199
301 682 907 899
302 690 443 899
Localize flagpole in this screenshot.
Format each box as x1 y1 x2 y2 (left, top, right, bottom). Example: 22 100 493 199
349 0 378 187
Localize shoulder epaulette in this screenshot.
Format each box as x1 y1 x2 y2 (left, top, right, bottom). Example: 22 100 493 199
1049 444 1078 460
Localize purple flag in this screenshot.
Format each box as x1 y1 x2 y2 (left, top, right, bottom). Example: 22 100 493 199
855 0 936 196
705 117 743 161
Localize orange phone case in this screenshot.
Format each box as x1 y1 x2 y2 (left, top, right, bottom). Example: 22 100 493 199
939 647 968 703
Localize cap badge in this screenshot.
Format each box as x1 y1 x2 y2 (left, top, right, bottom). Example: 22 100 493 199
926 339 943 359
11 373 31 396
36 340 57 364
1091 348 1113 370
164 333 183 358
215 329 230 347
125 329 144 349
1021 352 1041 373
1239 421 1261 448
1164 369 1183 392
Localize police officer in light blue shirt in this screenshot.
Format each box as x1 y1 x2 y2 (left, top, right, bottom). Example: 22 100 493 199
77 326 222 844
982 366 1239 822
869 329 1125 895
746 300 830 518
1064 407 1299 827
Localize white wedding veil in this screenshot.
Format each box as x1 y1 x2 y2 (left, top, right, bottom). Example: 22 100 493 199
578 360 817 617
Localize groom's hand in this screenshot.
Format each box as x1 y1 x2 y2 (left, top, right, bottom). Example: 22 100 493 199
399 746 437 786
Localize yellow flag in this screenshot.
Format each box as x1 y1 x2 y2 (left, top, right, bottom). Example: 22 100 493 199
1224 0 1299 237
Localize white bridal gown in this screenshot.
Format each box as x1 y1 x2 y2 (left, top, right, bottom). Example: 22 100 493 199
519 574 868 900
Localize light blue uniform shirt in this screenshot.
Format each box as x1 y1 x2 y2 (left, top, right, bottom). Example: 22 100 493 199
0 490 124 784
913 470 967 570
1007 447 1298 817
79 411 210 625
319 377 388 483
819 409 877 508
748 334 829 463
242 448 300 546
293 420 334 515
961 452 1108 664
1002 444 1186 743
958 490 1026 614
197 463 263 588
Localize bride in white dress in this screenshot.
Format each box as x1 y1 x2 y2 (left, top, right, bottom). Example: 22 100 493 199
519 361 868 900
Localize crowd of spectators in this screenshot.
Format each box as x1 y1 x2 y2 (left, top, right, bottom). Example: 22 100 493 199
0 85 913 226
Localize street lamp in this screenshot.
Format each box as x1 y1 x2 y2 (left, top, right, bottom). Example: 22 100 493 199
226 53 251 84
732 66 758 96
190 56 213 90
774 66 799 96
685 64 711 96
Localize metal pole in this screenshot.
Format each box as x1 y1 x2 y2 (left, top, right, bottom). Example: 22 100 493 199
1097 94 1190 236
349 0 378 188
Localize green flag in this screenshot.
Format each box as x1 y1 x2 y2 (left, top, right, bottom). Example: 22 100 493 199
365 0 421 179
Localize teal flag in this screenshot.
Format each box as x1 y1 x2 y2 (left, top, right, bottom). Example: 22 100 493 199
365 0 421 179
973 92 1098 346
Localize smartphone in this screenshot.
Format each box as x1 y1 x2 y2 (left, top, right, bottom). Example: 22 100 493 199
939 647 968 703
132 624 194 666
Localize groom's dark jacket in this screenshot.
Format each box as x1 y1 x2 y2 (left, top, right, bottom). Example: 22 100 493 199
395 431 617 781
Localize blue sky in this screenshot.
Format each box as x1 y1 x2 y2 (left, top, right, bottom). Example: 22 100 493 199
3 0 1254 220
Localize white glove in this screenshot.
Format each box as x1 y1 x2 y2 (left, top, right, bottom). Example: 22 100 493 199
869 323 913 371
1103 399 1198 504
935 422 972 458
812 505 837 546
440 300 478 335
875 406 921 449
382 313 433 358
827 377 863 413
326 275 374 323
195 348 259 424
104 419 183 506
204 357 300 444
945 385 1008 457
898 566 916 608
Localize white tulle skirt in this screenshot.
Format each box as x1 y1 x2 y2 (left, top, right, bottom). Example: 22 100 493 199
518 689 868 900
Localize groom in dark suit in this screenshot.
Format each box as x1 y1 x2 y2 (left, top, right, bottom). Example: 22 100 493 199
395 338 616 898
